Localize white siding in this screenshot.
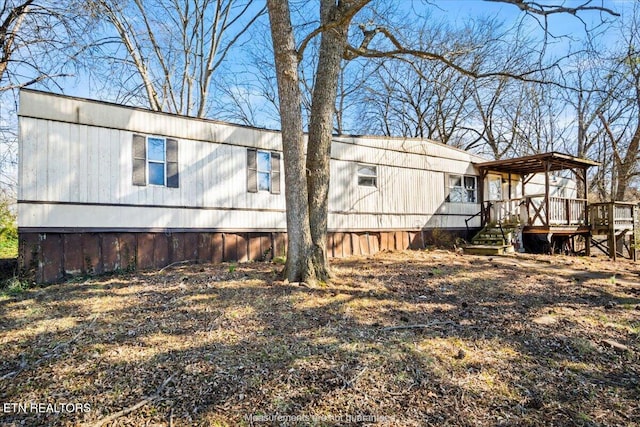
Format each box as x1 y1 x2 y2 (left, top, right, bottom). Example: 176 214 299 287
18 204 286 230
18 90 487 231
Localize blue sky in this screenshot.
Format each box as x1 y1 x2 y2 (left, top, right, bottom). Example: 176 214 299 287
19 0 640 119
423 0 631 49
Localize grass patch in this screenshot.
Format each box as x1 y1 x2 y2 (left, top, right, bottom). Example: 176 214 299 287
0 234 18 258
0 276 32 300
0 197 18 259
272 256 286 265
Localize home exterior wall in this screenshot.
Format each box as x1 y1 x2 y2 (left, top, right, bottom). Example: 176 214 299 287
18 90 486 282
482 171 577 201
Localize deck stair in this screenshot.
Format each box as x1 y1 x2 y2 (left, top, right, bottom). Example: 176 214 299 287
464 225 516 256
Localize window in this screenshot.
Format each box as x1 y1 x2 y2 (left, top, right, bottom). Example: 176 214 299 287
357 164 377 187
132 134 179 188
488 176 502 201
148 137 165 185
257 150 271 191
247 148 281 194
446 174 477 203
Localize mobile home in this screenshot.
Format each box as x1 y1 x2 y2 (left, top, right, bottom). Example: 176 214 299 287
18 90 586 282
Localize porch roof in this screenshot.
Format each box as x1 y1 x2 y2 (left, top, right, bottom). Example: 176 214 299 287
475 152 600 175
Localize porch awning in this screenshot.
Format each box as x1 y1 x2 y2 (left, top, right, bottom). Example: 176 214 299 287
475 152 600 175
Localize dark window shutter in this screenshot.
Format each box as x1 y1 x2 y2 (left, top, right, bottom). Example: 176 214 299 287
271 152 281 194
247 148 258 193
132 134 146 186
166 138 179 188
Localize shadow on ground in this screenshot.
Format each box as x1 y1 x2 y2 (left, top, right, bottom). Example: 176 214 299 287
0 251 638 426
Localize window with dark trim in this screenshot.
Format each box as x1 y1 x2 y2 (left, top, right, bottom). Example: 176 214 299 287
446 174 477 203
132 134 179 188
247 148 281 194
357 164 377 187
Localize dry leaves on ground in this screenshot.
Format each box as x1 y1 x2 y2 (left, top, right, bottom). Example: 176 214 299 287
0 250 639 426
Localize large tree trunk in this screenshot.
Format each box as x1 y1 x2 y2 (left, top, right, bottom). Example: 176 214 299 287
615 124 640 200
266 0 315 282
617 71 640 201
306 0 350 281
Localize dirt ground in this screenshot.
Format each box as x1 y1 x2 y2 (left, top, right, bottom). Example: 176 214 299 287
0 250 638 426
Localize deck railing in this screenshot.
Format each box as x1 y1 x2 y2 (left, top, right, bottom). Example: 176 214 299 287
486 199 522 225
589 202 636 231
487 199 637 231
486 196 587 227
548 197 587 225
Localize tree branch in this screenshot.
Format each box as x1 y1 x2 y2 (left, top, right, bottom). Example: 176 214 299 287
485 0 620 17
345 25 564 86
297 0 371 60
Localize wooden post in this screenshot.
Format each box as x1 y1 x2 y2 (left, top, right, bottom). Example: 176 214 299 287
608 202 616 261
544 161 550 227
583 167 589 226
521 175 525 225
632 204 638 262
479 169 487 226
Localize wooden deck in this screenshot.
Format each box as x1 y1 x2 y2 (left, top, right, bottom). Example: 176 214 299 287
482 199 637 260
475 152 637 260
486 195 589 229
589 202 638 261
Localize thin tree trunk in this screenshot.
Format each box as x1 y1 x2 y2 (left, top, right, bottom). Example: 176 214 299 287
266 0 315 283
0 1 33 82
306 0 349 281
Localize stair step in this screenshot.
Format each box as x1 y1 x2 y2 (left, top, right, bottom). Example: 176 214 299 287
473 241 506 246
464 244 515 256
471 226 518 247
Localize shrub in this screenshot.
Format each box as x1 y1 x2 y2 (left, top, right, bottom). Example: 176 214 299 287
0 198 18 259
0 276 30 296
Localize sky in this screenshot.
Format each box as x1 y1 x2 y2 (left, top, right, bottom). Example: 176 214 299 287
42 1 632 113
423 0 631 51
4 0 638 126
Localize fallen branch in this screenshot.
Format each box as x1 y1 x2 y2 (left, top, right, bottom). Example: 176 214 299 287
88 374 174 427
347 366 368 388
0 370 18 381
159 259 198 273
382 320 457 331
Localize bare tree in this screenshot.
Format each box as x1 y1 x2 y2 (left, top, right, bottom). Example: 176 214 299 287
355 52 475 144
86 0 265 117
559 6 640 202
265 0 619 283
0 108 17 198
596 56 640 200
0 1 34 85
266 0 314 282
516 80 570 155
0 0 84 91
0 0 88 199
467 76 525 159
557 48 617 200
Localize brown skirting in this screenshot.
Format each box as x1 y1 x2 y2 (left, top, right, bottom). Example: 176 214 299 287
19 229 470 283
